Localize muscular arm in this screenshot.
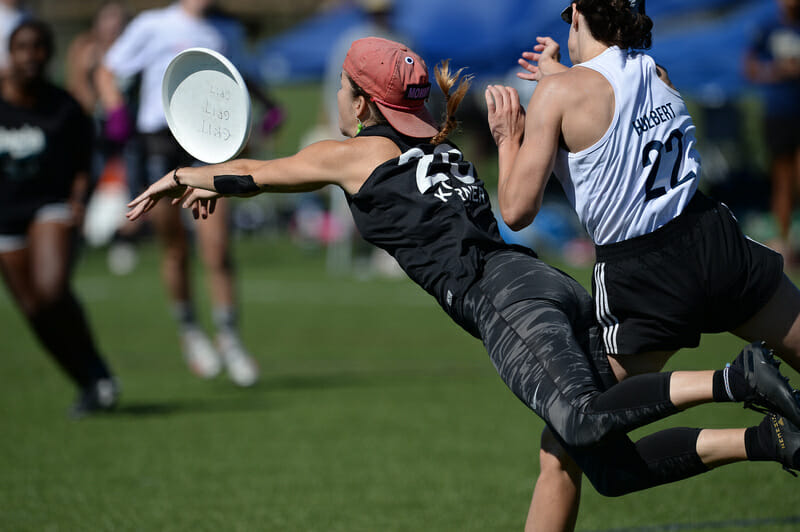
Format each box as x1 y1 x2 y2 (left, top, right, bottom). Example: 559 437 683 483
498 75 564 230
127 136 399 221
175 137 398 196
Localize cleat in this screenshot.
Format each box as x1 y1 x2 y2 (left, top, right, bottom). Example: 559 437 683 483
763 413 800 476
217 333 259 387
181 327 222 379
732 342 800 427
70 377 120 419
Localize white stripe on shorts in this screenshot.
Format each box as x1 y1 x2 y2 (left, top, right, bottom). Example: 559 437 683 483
594 262 620 355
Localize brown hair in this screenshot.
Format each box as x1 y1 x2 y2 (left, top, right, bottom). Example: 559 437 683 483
347 61 472 145
575 0 653 50
430 60 472 145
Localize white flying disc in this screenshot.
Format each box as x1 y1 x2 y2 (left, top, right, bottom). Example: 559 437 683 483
162 47 251 164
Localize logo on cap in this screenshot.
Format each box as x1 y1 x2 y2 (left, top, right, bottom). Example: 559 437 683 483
405 83 431 101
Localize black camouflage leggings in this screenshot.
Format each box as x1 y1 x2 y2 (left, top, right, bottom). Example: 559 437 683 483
462 250 707 496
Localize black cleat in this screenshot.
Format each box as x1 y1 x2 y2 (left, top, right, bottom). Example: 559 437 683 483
763 413 800 476
69 377 120 419
732 342 800 428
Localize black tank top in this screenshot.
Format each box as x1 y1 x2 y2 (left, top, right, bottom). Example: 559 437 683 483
346 125 518 331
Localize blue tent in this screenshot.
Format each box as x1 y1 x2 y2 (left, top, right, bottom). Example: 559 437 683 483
255 0 778 99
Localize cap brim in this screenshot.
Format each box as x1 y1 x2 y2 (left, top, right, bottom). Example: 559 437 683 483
375 101 439 139
561 5 572 24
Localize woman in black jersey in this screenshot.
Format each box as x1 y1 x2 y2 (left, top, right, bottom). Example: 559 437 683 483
0 20 119 418
128 37 800 497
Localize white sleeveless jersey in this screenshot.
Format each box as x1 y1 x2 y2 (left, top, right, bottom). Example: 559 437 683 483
552 46 701 245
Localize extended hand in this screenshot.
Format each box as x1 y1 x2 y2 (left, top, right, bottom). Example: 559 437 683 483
517 37 565 81
126 171 186 221
176 187 221 220
485 85 525 148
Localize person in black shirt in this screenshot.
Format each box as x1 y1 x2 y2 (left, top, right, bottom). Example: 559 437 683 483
127 37 800 499
0 20 119 418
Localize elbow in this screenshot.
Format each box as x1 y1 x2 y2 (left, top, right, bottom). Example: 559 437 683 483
501 203 538 232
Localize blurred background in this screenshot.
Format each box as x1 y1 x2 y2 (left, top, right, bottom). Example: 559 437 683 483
22 0 796 269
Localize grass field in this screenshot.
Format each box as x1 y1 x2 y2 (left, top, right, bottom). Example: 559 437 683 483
1 235 799 532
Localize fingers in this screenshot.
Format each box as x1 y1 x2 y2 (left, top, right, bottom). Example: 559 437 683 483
487 85 520 111
126 197 151 221
172 187 193 206
537 36 557 47
127 188 151 208
485 86 496 114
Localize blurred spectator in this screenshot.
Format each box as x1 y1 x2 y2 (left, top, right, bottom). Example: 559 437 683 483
66 2 137 274
0 0 25 74
206 2 285 137
0 20 119 417
744 0 800 263
66 1 129 117
94 0 259 387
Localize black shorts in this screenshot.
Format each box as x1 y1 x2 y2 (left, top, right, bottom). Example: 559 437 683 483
592 192 784 355
128 130 194 195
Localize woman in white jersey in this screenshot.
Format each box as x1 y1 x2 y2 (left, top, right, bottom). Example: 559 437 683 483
487 1 800 530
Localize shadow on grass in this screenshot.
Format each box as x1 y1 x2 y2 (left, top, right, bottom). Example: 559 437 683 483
107 364 487 418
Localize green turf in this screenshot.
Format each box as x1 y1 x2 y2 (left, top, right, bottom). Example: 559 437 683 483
0 236 798 532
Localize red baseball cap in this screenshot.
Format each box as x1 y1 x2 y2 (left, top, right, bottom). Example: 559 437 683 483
343 37 439 139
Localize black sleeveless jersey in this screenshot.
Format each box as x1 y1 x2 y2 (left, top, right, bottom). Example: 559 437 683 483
345 125 518 331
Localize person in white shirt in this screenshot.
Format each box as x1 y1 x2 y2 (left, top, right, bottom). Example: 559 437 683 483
0 0 24 74
486 1 800 530
95 0 259 387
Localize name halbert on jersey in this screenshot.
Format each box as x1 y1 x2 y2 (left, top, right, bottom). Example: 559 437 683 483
631 102 677 136
399 144 488 205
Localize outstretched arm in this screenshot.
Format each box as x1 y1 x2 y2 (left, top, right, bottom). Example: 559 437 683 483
127 137 396 221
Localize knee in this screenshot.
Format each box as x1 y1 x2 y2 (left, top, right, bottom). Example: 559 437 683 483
161 240 189 268
200 246 232 273
540 427 629 497
539 427 581 480
29 280 69 315
547 407 610 449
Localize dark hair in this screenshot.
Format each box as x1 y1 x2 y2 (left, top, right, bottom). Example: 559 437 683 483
8 19 55 58
575 0 653 50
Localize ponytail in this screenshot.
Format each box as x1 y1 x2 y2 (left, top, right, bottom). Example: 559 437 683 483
430 60 472 145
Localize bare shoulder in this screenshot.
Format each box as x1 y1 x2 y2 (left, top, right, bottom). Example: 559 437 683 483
536 66 613 115
344 134 402 160
312 135 401 194
569 66 613 94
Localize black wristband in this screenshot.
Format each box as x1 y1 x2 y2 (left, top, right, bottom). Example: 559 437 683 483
213 174 259 195
173 167 182 186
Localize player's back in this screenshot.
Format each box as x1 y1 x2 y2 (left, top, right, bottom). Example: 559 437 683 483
553 46 701 245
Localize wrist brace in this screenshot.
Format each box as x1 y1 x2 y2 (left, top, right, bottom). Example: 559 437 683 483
213 174 259 195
